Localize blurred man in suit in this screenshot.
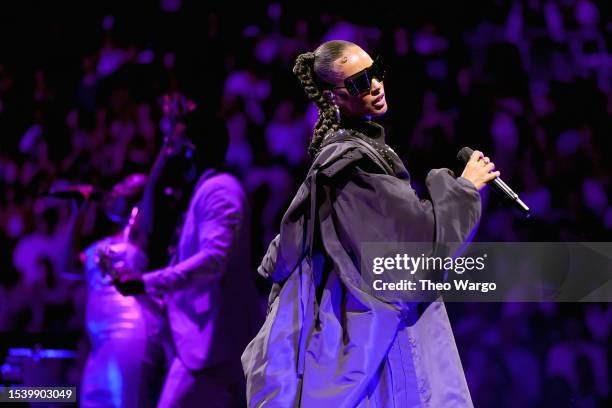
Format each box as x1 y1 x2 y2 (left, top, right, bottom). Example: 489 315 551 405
114 107 264 407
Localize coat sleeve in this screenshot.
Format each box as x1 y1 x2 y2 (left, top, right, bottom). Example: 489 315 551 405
328 164 480 245
425 168 481 244
318 163 480 304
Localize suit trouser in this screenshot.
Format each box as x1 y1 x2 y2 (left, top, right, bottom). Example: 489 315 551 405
157 357 245 408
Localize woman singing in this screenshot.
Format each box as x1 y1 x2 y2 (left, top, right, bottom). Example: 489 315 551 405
242 40 499 407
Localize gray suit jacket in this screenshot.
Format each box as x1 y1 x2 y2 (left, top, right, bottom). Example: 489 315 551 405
144 171 263 371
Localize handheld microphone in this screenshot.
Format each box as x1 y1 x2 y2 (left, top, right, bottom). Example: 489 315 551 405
457 146 530 216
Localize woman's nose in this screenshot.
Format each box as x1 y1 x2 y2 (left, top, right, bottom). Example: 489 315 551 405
370 78 383 95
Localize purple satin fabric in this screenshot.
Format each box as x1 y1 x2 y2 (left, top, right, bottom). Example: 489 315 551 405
81 238 168 408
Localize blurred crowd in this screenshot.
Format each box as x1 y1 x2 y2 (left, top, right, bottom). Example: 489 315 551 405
0 1 610 406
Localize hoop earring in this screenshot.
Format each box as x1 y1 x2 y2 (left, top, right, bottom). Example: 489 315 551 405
334 104 341 123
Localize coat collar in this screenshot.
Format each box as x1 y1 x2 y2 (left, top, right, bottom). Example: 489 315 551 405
340 117 385 143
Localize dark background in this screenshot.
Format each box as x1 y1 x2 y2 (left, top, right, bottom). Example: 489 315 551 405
0 1 610 406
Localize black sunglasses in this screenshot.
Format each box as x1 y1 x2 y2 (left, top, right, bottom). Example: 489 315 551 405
332 55 385 96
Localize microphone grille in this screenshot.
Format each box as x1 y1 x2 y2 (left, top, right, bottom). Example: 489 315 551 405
457 146 474 164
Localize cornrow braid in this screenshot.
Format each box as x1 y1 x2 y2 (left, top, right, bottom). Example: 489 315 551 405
293 41 354 158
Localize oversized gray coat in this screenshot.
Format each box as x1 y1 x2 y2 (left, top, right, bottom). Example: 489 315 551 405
242 122 481 407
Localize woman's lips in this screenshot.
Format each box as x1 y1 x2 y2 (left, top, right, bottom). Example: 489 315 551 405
373 93 386 108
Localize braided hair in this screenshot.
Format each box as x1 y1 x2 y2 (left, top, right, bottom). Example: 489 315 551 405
293 40 355 158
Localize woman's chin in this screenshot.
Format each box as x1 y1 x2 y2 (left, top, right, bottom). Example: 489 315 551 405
370 102 388 116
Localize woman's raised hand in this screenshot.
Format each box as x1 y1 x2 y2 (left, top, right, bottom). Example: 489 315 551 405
460 150 501 191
